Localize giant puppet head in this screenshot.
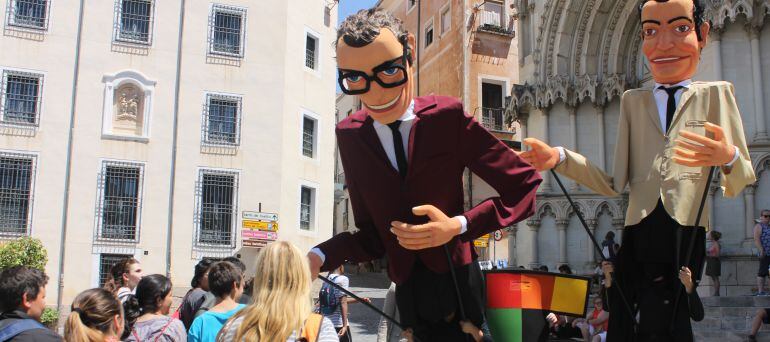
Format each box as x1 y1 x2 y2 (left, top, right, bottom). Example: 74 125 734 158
336 9 416 125
639 0 710 84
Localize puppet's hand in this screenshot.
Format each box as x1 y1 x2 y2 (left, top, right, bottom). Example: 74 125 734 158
673 123 736 167
518 138 560 171
391 205 462 250
307 252 322 280
679 266 694 294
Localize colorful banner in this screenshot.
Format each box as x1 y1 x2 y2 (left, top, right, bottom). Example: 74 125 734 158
485 269 590 342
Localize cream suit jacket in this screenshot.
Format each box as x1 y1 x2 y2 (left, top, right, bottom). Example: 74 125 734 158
554 81 756 228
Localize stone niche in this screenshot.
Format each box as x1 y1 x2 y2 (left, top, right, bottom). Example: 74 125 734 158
101 70 155 141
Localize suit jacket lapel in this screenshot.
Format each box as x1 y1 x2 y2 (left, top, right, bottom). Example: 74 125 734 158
668 87 696 132
406 96 437 179
359 116 400 178
643 91 665 136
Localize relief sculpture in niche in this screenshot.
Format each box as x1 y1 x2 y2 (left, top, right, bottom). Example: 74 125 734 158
112 83 144 136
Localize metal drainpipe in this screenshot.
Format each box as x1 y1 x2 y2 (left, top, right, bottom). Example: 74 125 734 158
56 0 86 311
416 0 420 96
166 0 187 278
463 0 473 212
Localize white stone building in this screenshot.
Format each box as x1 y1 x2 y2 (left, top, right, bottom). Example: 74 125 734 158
510 0 770 294
0 0 338 309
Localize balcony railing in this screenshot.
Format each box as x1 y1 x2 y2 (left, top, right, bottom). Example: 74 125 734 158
475 9 514 37
479 107 509 132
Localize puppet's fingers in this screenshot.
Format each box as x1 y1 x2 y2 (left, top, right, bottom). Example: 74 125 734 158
390 226 431 239
673 147 711 160
398 241 431 250
672 156 709 167
704 123 726 141
675 139 712 155
396 236 432 246
679 131 718 148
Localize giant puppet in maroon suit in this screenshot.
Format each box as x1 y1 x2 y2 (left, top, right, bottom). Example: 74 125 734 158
307 9 541 341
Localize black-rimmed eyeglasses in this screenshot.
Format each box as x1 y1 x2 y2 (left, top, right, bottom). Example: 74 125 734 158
338 49 409 95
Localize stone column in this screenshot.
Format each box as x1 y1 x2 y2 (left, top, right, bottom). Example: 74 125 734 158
509 224 518 267
745 184 757 242
557 219 568 265
568 105 579 191
747 25 769 143
518 112 529 147
595 104 606 171
587 219 598 264
541 107 552 192
528 220 540 268
613 218 625 244
711 28 723 80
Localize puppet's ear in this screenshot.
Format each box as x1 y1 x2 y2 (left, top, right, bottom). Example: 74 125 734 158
698 21 710 48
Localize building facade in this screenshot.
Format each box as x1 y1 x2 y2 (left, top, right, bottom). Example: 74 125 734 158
0 0 337 310
511 0 770 294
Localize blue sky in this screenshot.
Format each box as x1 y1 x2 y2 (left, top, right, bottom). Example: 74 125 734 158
335 0 379 93
338 0 379 23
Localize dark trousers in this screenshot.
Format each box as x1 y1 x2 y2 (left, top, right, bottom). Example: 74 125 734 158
396 258 486 341
335 326 351 342
606 201 705 342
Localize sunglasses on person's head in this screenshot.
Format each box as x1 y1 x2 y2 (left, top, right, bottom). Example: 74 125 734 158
338 46 410 95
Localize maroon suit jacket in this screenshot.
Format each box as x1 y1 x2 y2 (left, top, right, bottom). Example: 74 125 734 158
316 95 541 284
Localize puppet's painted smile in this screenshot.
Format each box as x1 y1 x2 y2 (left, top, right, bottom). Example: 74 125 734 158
365 94 401 113
651 56 689 64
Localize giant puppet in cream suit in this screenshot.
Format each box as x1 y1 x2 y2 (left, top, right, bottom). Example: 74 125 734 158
520 0 755 341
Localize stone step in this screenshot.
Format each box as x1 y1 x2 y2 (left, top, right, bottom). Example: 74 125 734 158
702 296 770 307
694 330 770 342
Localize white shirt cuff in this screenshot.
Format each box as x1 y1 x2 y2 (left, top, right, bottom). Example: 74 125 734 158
556 146 566 164
725 146 740 167
454 215 468 235
310 248 326 264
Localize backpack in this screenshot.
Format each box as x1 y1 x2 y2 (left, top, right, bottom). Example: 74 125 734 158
0 319 46 342
298 313 323 342
318 275 340 315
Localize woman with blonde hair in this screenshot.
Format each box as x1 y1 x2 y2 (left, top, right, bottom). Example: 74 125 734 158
217 241 338 342
64 288 124 342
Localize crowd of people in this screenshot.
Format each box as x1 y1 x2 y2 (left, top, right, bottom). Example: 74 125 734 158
0 213 767 341
0 242 347 342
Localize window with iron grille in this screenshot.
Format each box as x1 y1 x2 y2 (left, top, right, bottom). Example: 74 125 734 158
196 170 238 246
302 116 316 158
202 94 241 146
300 186 314 231
96 162 143 242
305 34 318 70
6 0 50 30
98 253 131 288
441 5 451 34
0 152 34 236
209 5 246 57
1 71 43 127
114 0 154 44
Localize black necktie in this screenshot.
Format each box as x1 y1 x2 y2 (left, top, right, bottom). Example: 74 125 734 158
660 86 684 133
387 120 408 179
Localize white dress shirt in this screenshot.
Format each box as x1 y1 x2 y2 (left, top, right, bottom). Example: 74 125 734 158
311 100 468 263
556 79 738 166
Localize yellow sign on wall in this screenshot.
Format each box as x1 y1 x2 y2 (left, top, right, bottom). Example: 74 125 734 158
243 220 278 232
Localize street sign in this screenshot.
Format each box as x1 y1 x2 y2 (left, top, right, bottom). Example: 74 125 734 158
243 220 278 232
494 230 503 241
242 230 278 240
242 211 279 248
242 239 270 248
474 239 489 248
243 211 278 222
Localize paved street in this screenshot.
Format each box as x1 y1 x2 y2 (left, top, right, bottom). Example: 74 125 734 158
342 271 392 342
